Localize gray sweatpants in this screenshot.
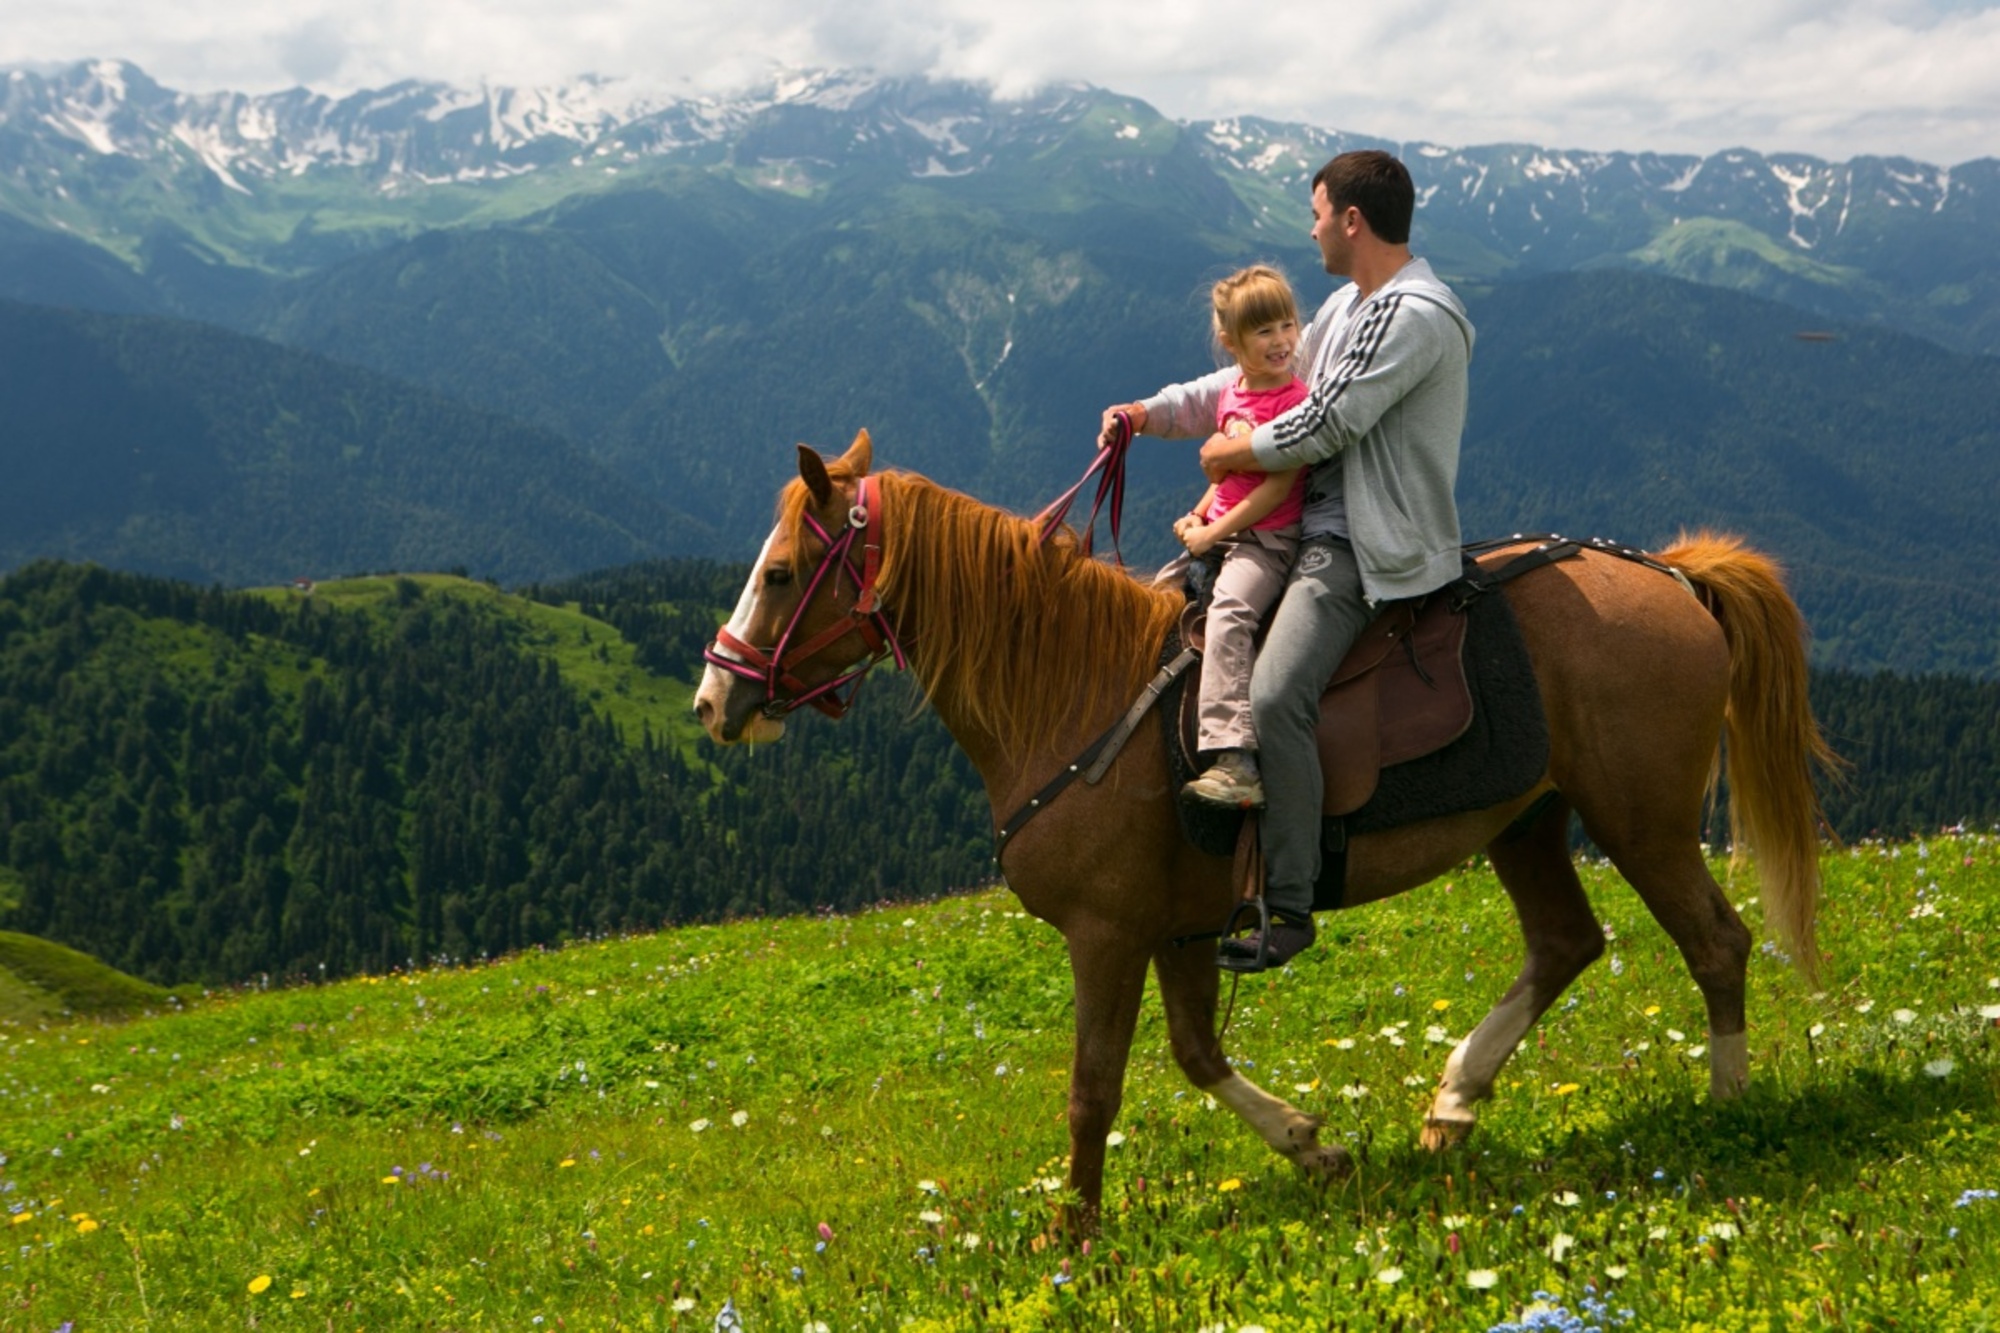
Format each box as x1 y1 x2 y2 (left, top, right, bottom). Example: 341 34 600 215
1248 537 1372 915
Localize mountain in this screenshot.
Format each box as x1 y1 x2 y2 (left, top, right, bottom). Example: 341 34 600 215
5 61 1998 354
2 62 1996 672
0 298 706 585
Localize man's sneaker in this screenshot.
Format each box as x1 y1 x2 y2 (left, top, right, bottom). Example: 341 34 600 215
1217 909 1316 973
1183 750 1265 810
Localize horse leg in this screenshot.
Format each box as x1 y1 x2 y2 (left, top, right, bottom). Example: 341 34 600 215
1152 939 1353 1181
1057 921 1151 1234
1423 796 1605 1150
1586 822 1753 1099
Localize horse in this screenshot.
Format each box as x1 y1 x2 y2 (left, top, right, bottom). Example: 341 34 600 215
693 430 1836 1231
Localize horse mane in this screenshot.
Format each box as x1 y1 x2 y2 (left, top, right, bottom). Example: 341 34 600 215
776 464 1185 756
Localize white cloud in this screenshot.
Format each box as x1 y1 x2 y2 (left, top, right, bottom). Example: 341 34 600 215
1 0 1996 163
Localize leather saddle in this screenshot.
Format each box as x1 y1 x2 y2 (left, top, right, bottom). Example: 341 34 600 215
1178 591 1472 817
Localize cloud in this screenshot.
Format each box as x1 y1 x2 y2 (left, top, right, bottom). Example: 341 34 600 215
1 0 1996 163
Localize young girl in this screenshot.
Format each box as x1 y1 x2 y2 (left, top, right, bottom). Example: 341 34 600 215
1103 264 1308 810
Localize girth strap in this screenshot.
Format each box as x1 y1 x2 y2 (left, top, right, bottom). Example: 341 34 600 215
993 645 1198 867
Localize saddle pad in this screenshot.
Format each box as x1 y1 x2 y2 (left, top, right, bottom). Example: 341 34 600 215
1166 576 1549 909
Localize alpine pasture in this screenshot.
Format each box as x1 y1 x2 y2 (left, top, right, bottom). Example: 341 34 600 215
2 835 1997 1330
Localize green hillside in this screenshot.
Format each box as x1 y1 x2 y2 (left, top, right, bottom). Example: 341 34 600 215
0 838 1995 1327
0 930 182 1022
0 562 990 986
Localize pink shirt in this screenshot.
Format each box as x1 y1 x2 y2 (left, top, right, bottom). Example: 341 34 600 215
1205 377 1309 530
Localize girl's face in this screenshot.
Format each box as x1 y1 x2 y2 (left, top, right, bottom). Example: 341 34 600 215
1222 316 1299 389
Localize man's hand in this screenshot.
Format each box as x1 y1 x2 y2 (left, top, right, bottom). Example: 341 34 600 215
1098 403 1147 449
1199 429 1258 482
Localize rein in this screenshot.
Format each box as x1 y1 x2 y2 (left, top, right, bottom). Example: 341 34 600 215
702 475 907 719
1032 411 1135 562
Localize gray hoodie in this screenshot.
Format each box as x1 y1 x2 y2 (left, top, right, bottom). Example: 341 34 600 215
1143 258 1474 604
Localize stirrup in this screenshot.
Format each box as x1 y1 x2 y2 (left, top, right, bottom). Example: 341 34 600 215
1216 896 1273 974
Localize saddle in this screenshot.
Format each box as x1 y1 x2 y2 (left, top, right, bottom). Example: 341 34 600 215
1178 589 1474 818
1166 554 1553 907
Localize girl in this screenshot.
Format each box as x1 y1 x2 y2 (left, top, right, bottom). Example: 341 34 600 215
1103 264 1308 809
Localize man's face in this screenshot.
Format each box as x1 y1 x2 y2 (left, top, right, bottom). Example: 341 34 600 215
1310 182 1353 277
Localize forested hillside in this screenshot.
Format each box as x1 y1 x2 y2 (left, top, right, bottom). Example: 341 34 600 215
0 557 1992 987
0 562 988 985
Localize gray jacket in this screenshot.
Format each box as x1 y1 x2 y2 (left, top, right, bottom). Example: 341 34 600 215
1142 258 1474 603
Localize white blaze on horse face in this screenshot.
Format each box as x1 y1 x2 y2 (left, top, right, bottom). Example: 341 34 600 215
695 528 787 744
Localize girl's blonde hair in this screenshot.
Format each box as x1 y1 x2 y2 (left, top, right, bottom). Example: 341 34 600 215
1211 264 1298 362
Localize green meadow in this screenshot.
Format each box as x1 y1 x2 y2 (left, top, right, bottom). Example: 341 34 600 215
2 835 1996 1331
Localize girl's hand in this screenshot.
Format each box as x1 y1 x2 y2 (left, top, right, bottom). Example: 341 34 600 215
1172 512 1203 542
1182 523 1219 558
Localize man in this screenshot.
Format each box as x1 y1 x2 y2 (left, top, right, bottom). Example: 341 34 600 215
1107 149 1475 972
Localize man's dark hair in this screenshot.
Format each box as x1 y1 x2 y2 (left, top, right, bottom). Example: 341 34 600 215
1313 150 1415 245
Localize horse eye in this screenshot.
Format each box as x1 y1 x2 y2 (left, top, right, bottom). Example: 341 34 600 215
763 566 793 587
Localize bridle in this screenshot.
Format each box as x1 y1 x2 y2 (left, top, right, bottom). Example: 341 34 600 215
703 475 907 719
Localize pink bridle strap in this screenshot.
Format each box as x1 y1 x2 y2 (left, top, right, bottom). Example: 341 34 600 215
703 475 906 720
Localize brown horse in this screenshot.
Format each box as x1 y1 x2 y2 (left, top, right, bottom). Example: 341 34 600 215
694 431 1836 1230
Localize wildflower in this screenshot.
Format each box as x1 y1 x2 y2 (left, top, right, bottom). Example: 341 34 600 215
1433 999 1451 1011
731 1111 749 1128
1954 1189 1997 1207
817 1221 835 1243
1548 1233 1576 1260
1855 1000 1874 1014
1605 1264 1629 1279
75 1218 99 1235
1425 1025 1451 1044
1687 1045 1707 1059
1339 1083 1369 1100
1554 1084 1581 1097
962 1233 982 1249
1981 1005 2000 1021
1643 1005 1660 1017
1218 1179 1244 1193
1466 1268 1499 1289
1377 1266 1405 1284
1555 1191 1581 1207
1106 1130 1127 1147
1925 1058 1956 1077
689 1119 711 1133
248 1275 273 1294
1665 1029 1685 1043
1892 1008 1917 1025
559 1159 577 1169
672 1298 696 1313
918 1209 944 1224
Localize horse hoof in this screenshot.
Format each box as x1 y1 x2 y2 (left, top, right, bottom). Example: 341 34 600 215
1296 1142 1355 1182
1421 1117 1475 1152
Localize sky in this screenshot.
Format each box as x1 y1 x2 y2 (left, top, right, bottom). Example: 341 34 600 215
3 0 1998 165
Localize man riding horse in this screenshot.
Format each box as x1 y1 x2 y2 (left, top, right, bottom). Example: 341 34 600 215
1103 149 1475 972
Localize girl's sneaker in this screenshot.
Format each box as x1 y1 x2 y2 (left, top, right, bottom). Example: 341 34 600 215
1184 749 1265 809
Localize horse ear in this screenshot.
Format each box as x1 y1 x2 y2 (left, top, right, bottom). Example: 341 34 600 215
797 444 834 504
840 429 874 477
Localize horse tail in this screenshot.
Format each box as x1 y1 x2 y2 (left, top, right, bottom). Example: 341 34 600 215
1657 531 1841 983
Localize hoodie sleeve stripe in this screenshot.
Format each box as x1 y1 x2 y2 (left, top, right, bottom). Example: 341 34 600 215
1268 292 1404 456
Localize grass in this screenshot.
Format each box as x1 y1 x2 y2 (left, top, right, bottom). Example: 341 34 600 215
1 834 1996 1330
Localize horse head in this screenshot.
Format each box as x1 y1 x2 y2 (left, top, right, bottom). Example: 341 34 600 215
695 429 901 744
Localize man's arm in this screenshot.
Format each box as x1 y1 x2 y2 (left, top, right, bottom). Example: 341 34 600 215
1246 295 1450 471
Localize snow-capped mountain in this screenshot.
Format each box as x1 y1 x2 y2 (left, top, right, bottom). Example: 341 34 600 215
4 59 1998 354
